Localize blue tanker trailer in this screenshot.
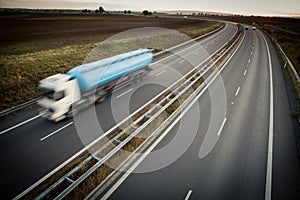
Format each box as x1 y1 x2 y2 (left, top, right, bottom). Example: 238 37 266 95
37 49 153 122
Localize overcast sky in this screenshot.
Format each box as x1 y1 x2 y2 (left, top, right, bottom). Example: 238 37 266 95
1 0 299 17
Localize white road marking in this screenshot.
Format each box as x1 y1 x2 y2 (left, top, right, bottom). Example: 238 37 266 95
179 59 185 64
0 114 42 135
248 59 251 64
260 31 274 200
40 122 73 141
217 118 227 136
235 86 241 96
100 30 246 200
184 190 193 200
244 69 247 76
231 102 234 105
116 88 133 98
155 70 166 77
251 51 253 55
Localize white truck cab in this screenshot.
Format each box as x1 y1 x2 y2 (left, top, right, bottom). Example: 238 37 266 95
37 73 81 122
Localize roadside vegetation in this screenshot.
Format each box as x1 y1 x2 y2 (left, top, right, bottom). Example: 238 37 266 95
0 12 223 111
257 21 300 107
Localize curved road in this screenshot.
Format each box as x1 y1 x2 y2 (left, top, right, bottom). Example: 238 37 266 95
98 28 300 199
0 23 237 199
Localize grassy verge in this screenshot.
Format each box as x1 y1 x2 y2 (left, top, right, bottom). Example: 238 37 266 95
253 23 300 101
0 21 223 112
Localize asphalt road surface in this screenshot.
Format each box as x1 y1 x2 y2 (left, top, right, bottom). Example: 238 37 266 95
99 29 300 199
0 24 238 198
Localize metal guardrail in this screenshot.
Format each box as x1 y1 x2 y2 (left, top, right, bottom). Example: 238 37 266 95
15 25 241 199
153 24 225 58
0 97 43 117
1 25 225 118
273 39 300 83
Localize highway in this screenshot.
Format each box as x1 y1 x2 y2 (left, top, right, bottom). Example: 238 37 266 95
97 29 300 199
0 23 238 198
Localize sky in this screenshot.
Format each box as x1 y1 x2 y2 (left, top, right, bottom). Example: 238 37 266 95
0 0 299 17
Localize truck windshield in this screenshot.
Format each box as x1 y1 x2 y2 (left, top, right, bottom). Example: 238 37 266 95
41 88 65 101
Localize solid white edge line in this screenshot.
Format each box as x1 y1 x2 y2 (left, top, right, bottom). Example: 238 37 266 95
40 122 73 141
155 70 166 77
184 190 193 200
248 59 251 64
217 118 227 136
235 86 241 96
0 114 42 135
244 69 247 76
260 31 274 200
14 24 238 200
116 88 133 99
100 29 246 200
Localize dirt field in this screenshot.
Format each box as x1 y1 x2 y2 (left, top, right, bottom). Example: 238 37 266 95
0 12 223 111
0 13 218 55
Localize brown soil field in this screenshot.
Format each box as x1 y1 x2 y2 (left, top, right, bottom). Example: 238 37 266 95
0 12 223 111
0 13 217 55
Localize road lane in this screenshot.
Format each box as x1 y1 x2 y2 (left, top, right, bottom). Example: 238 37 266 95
104 29 299 199
0 23 238 199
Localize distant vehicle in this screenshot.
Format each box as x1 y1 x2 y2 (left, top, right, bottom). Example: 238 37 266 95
183 16 188 19
245 27 249 30
252 27 256 30
37 49 153 122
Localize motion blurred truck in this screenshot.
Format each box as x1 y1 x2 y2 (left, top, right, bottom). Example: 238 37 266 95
37 49 153 122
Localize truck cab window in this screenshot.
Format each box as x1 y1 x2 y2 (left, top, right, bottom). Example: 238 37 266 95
40 88 64 101
41 88 54 99
53 91 65 101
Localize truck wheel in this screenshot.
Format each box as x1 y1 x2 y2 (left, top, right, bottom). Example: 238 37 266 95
66 106 73 118
134 74 142 83
97 95 106 103
96 90 107 104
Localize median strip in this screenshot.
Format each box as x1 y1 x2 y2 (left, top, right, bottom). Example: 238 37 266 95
15 24 243 200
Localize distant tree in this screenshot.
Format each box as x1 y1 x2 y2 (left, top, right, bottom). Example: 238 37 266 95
128 10 132 14
148 12 152 15
124 10 127 14
95 9 99 13
82 9 88 13
99 6 105 13
142 10 149 16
